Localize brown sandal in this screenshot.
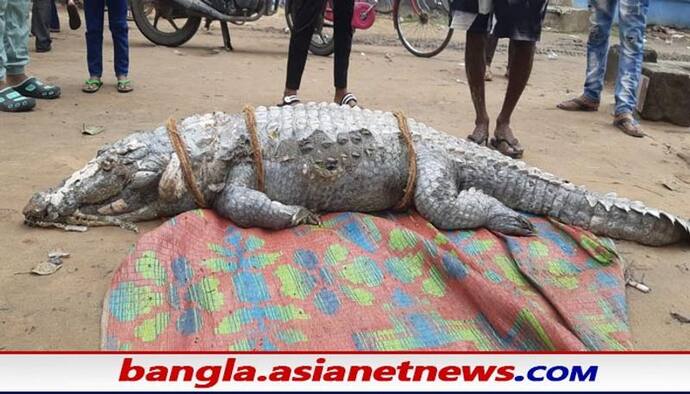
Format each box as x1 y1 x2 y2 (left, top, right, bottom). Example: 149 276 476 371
490 137 524 159
557 95 600 112
613 113 645 138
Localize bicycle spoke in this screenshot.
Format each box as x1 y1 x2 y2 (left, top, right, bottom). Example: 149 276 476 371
395 0 452 57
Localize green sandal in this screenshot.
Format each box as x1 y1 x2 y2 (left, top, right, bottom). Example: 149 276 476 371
82 79 103 93
12 77 61 99
0 87 36 112
116 79 133 93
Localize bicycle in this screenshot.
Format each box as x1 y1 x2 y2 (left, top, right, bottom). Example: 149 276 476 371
284 0 453 58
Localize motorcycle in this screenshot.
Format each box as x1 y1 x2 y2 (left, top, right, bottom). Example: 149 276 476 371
129 0 281 51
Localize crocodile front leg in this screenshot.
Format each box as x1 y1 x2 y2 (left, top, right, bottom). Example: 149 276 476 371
214 163 320 229
414 153 534 235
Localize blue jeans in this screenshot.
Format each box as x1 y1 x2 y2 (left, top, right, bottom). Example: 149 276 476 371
582 0 649 116
0 0 30 80
84 0 129 77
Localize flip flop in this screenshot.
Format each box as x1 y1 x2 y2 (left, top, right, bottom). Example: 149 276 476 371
557 95 599 112
0 87 36 112
490 137 524 159
277 94 300 107
339 92 358 108
12 77 61 99
117 79 133 93
613 113 645 138
67 2 81 30
82 79 103 93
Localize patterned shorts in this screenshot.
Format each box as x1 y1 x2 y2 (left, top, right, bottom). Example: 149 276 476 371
463 0 549 42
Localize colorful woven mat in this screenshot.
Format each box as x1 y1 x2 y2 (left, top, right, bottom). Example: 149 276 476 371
102 210 630 351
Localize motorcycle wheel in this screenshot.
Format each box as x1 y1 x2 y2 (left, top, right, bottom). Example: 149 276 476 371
285 0 335 57
130 0 202 47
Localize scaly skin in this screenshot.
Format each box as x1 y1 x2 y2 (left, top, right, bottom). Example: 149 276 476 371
23 103 690 246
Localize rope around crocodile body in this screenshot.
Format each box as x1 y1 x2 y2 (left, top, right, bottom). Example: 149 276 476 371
166 117 208 208
167 107 417 212
242 105 265 192
392 111 417 211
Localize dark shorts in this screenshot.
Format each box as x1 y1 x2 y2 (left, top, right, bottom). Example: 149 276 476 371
465 0 549 42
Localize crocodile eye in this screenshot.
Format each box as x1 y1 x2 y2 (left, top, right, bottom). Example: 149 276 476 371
100 157 115 171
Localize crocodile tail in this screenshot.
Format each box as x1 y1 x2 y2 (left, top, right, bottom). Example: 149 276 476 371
465 148 690 246
564 190 690 246
521 172 689 246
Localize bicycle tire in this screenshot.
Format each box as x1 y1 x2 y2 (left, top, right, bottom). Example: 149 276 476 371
284 0 335 56
393 0 453 58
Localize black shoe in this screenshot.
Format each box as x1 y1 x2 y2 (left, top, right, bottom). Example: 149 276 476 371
67 2 81 30
36 44 52 53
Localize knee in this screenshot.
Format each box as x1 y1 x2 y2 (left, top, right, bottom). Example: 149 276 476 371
587 23 609 45
619 26 644 52
109 20 128 35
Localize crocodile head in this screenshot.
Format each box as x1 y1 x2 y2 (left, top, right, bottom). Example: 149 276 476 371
23 132 172 228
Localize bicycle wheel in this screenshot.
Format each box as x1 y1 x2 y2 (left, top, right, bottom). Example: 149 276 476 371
374 0 394 14
285 0 335 56
394 0 453 58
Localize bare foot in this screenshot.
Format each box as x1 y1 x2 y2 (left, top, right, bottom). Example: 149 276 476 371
467 121 489 145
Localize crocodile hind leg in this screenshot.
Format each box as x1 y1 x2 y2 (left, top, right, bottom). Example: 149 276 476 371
414 154 534 235
214 164 320 229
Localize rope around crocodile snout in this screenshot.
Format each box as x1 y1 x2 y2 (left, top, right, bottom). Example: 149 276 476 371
166 107 418 212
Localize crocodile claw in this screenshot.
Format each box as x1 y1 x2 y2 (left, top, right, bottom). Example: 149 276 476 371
291 208 322 226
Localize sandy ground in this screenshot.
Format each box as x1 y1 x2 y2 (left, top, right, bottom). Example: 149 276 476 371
0 10 689 350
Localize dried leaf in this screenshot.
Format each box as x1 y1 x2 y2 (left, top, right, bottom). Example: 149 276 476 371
31 261 62 276
670 312 690 324
82 125 105 136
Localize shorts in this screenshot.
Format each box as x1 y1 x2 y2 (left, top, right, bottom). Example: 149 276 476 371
466 0 549 42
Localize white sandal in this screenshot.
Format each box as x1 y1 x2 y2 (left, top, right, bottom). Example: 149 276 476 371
339 92 358 107
278 95 301 107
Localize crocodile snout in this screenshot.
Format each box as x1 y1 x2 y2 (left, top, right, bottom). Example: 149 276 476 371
23 192 53 222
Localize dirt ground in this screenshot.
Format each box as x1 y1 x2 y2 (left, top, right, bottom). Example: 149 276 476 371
0 9 689 350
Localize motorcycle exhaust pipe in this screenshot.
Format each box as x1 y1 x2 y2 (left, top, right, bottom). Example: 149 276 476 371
170 0 230 20
170 0 262 22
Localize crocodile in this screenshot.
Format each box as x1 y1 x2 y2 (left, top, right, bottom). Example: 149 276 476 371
23 103 690 246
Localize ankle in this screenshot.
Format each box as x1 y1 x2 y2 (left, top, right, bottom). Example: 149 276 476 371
334 88 347 100
475 115 490 126
284 88 297 97
496 115 510 126
6 74 27 85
